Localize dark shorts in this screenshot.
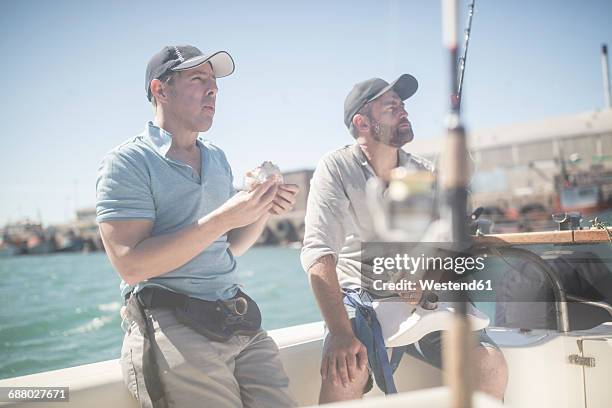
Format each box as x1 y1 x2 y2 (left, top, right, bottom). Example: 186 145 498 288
324 320 499 394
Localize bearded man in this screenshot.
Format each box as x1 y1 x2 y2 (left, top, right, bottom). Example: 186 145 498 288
300 75 508 403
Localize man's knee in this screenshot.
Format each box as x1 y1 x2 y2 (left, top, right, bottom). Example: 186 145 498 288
473 346 508 399
319 366 370 403
474 346 508 374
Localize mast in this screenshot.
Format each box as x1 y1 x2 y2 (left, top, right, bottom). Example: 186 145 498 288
602 44 611 109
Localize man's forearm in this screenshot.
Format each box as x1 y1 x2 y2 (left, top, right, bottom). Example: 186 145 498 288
227 213 270 256
103 209 233 285
308 255 353 335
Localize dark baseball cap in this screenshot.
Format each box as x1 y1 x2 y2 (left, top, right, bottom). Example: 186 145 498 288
145 45 235 101
343 74 418 128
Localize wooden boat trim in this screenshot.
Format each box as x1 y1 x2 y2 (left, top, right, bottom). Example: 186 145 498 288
472 228 612 246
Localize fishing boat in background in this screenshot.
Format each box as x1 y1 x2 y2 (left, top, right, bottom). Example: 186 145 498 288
555 165 612 215
54 230 85 253
1 221 55 255
0 236 19 257
25 234 54 255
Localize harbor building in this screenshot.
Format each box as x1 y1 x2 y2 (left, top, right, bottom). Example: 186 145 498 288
407 109 612 214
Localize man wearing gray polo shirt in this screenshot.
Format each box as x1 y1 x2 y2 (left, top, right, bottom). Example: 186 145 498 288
96 45 298 408
301 75 508 403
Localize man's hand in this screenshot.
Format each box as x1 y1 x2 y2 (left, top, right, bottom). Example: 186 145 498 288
321 330 368 387
217 178 278 229
270 184 299 215
399 283 423 305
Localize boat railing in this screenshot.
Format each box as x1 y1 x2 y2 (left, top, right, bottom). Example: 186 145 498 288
470 226 612 333
566 294 612 318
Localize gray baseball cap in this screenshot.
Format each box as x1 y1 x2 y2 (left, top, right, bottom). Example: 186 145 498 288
145 45 235 101
344 74 418 128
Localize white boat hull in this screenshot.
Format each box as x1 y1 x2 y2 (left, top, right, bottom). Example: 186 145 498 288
1 321 611 407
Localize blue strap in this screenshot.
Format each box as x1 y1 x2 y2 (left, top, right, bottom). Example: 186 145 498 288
390 346 407 372
343 289 406 394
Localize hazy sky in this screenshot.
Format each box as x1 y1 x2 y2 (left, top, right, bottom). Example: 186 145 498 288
1 0 611 225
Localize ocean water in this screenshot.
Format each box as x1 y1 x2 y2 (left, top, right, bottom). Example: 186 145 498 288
0 247 321 380
2 224 612 380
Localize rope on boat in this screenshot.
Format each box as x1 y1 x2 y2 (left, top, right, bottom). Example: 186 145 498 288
589 217 612 247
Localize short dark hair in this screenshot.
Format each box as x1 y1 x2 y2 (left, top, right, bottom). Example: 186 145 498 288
151 72 178 109
348 102 373 139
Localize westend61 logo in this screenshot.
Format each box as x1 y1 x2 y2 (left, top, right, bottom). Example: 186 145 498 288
361 242 494 301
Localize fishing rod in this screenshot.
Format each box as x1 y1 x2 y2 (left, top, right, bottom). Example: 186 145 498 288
456 0 476 112
441 0 474 407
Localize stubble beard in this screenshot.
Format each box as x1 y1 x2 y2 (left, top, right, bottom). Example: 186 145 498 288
371 120 414 148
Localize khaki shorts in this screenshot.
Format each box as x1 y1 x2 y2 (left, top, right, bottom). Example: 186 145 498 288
121 307 296 408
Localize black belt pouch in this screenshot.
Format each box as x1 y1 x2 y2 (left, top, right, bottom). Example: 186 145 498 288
139 287 262 343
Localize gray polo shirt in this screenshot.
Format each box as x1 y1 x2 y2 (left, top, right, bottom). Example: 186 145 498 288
96 121 239 301
300 143 434 290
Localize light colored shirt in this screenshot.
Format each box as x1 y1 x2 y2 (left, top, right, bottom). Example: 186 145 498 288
96 121 240 301
300 143 434 291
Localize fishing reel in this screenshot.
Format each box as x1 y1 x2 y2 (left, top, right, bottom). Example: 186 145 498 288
366 166 437 242
366 164 486 241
